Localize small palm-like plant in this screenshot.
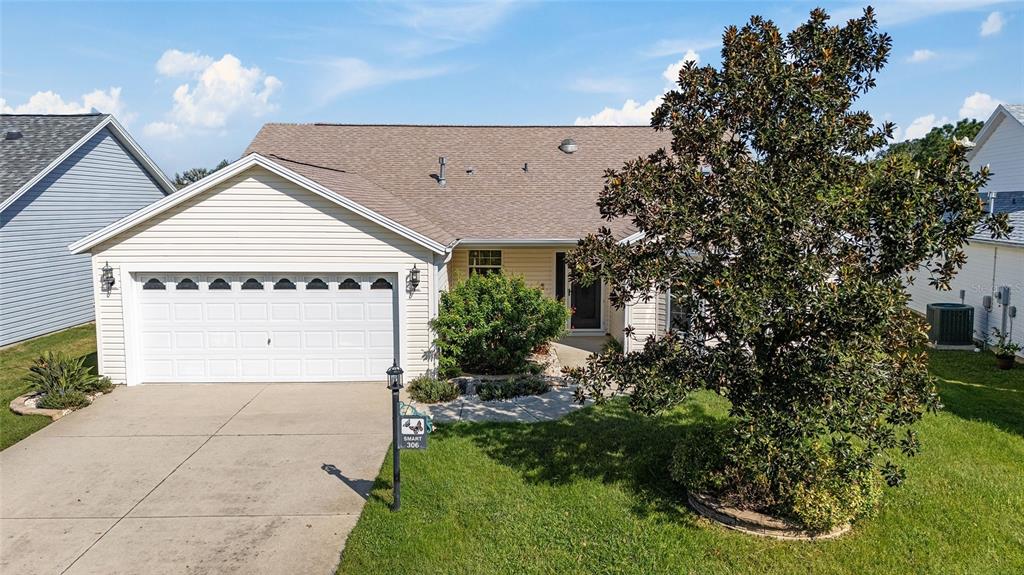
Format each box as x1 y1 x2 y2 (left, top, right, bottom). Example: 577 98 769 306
26 352 112 410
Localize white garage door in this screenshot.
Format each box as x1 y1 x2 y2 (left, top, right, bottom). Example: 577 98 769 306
135 273 397 382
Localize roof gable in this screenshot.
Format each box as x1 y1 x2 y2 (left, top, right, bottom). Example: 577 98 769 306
70 153 450 255
0 114 174 212
968 104 1024 160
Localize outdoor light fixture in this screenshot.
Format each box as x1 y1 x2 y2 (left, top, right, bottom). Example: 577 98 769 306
386 360 405 511
100 262 115 294
408 264 421 290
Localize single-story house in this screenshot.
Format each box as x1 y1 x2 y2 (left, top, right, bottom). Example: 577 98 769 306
1 113 174 346
906 104 1024 356
70 125 676 385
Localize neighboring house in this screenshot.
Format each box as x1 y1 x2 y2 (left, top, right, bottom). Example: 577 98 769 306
905 104 1024 356
70 125 675 385
0 114 174 346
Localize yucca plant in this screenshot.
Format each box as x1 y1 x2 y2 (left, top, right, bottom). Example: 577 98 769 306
26 352 111 410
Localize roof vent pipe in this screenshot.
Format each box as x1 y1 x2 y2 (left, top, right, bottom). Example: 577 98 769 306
438 156 447 187
5 131 23 141
559 138 577 153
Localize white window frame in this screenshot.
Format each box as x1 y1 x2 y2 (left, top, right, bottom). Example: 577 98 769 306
468 249 502 276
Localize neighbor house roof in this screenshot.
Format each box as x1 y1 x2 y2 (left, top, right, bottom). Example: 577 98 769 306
976 190 1024 247
0 113 174 211
1003 104 1024 125
246 124 670 243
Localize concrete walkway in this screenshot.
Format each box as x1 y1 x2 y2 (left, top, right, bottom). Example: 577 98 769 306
0 383 391 575
414 385 593 423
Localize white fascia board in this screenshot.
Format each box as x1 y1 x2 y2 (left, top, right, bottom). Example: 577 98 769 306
455 238 581 247
69 153 449 255
618 231 646 245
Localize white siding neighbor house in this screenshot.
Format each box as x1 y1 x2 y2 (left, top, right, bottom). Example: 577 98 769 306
906 104 1024 357
1 114 173 346
71 126 673 385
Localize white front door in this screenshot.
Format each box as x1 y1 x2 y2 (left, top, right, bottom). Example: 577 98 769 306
135 273 397 382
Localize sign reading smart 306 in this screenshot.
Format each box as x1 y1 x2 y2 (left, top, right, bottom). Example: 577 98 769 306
398 416 428 450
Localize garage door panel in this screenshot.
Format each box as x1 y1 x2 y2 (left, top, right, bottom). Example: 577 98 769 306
140 303 171 322
304 303 333 321
207 303 236 321
238 303 268 321
136 273 398 382
271 303 301 321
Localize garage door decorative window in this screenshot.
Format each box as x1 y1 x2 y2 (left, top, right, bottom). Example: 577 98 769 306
306 278 328 290
241 278 264 290
176 278 199 290
143 278 165 290
209 278 231 290
274 278 297 290
371 278 393 290
339 278 361 290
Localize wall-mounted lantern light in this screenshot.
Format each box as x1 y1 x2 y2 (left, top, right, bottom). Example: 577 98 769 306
100 262 115 295
408 264 421 290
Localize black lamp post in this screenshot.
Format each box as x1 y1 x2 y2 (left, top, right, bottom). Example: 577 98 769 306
386 361 404 511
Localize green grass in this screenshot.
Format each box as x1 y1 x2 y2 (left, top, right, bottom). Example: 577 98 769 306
340 350 1024 574
0 324 97 450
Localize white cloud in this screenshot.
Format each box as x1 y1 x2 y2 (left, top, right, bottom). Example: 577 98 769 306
378 1 520 56
907 49 936 63
146 50 281 137
156 49 214 76
662 50 700 83
903 114 950 140
959 91 1004 120
575 96 662 126
142 121 181 139
318 57 447 100
0 87 130 120
980 11 1004 36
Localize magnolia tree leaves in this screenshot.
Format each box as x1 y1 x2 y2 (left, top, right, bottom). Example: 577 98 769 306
564 7 1008 492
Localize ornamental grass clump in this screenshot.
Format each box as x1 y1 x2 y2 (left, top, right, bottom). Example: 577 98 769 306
408 374 460 404
431 273 568 377
564 7 1009 532
26 351 112 410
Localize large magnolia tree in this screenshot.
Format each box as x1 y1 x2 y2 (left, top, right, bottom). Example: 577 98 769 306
565 7 1008 527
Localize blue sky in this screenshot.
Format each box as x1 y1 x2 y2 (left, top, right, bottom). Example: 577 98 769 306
2 1 1022 174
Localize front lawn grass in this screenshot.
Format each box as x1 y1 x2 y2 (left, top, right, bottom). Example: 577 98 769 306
340 350 1024 574
0 324 97 450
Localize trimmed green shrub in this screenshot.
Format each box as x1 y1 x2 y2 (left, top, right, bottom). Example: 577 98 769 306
408 375 459 404
25 351 110 410
477 375 551 401
670 422 882 531
431 273 568 377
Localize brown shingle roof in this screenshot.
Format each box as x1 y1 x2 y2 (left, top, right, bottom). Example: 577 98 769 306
246 124 670 243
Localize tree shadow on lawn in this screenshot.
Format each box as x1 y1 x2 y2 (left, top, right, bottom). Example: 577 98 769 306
929 351 1024 437
441 398 718 524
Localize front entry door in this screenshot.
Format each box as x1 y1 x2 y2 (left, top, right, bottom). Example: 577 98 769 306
570 280 601 329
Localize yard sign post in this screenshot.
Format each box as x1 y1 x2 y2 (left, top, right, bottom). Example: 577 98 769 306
386 361 404 512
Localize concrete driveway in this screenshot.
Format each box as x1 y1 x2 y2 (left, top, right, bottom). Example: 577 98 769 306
0 383 391 574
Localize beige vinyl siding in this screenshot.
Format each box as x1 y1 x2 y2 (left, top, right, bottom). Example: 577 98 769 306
449 246 560 297
625 290 666 351
91 166 436 384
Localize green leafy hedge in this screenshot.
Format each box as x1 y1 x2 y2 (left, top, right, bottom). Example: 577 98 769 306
431 273 568 377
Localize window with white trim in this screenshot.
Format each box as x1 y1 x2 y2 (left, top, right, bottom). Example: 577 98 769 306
468 249 502 276
667 290 691 332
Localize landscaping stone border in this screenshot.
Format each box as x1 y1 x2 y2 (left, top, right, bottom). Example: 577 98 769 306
687 492 850 540
9 390 109 421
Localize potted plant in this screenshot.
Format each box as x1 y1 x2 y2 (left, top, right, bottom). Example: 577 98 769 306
990 329 1020 370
